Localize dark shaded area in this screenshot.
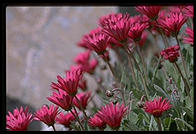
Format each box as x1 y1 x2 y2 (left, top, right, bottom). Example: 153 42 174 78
118 6 139 16
6 96 42 131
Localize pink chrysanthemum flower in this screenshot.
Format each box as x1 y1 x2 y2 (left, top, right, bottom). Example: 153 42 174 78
96 102 128 130
128 21 149 42
73 92 91 110
88 113 106 130
160 45 180 63
144 97 172 117
183 27 194 46
158 10 187 37
51 67 83 96
55 112 75 128
74 50 98 74
135 6 162 20
183 6 194 18
34 105 59 127
78 78 87 91
47 89 73 111
99 13 131 45
84 27 110 61
6 106 33 131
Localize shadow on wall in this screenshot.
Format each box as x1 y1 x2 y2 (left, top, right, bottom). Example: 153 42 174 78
6 96 42 131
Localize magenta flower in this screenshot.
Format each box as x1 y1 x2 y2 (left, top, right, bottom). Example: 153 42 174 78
78 78 87 91
34 104 59 127
135 6 162 20
160 45 180 63
74 50 98 74
158 10 187 37
83 27 110 61
99 13 131 45
55 112 75 128
51 67 83 96
73 92 91 110
88 113 106 130
183 27 194 46
74 50 91 65
6 106 33 131
183 6 194 18
47 89 73 111
138 31 148 46
128 21 149 42
144 97 172 117
96 102 128 130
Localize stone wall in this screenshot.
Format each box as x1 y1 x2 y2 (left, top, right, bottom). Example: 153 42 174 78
6 6 118 130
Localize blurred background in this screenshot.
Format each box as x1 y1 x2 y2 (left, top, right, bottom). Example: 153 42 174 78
6 6 141 131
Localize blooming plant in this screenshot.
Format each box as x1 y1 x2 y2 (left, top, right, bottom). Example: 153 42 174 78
6 5 194 131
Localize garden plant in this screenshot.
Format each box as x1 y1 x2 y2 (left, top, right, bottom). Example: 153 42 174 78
6 5 194 131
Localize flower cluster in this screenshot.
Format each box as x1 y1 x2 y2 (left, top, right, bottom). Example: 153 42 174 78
160 45 180 63
6 5 193 131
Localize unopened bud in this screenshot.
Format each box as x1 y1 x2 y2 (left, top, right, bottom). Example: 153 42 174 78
137 101 144 108
105 90 114 97
169 77 173 84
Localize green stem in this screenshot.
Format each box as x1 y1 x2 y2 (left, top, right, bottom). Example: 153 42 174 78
125 46 149 100
123 48 140 91
175 35 191 89
155 117 162 131
173 62 192 102
51 124 56 131
70 108 84 131
75 96 88 119
136 44 148 85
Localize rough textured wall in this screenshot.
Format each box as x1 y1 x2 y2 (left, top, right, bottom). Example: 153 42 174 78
6 6 118 130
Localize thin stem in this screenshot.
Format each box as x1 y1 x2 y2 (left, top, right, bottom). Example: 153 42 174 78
160 31 169 48
136 44 148 84
175 35 191 89
152 57 161 83
173 62 192 101
75 96 88 119
124 46 149 100
155 117 162 131
70 108 84 131
51 124 56 131
123 48 140 91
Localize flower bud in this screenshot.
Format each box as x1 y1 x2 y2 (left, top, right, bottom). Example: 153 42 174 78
137 101 144 108
105 90 114 97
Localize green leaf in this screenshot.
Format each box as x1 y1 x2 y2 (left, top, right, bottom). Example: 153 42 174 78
175 118 193 130
153 84 169 98
163 117 172 131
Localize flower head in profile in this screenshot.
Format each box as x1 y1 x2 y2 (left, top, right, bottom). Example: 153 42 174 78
34 104 59 127
51 67 83 96
128 21 149 42
6 106 33 131
99 13 131 45
158 10 187 37
55 112 75 128
47 89 73 111
83 27 110 61
96 102 128 130
135 6 162 20
144 97 172 117
183 27 193 46
88 113 106 130
73 92 91 110
74 50 98 74
160 45 180 63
